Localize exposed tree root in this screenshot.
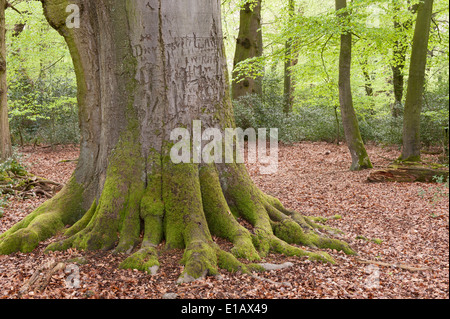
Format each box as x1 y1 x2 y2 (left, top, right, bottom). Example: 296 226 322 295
0 157 356 283
19 259 66 296
0 162 63 199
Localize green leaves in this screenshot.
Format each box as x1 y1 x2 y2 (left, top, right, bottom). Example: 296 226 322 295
5 1 78 145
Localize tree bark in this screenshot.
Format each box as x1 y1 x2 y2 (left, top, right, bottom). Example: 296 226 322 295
283 0 296 114
391 2 414 118
400 0 434 162
0 0 354 282
0 0 12 162
231 0 263 100
336 0 372 171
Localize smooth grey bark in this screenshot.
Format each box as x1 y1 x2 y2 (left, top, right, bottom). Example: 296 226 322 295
400 0 434 161
231 0 263 100
336 0 372 171
0 0 12 162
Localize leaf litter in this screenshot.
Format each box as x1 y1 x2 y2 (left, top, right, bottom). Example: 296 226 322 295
0 142 448 299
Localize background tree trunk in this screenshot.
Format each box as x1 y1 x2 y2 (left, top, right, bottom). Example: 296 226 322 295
0 0 12 162
336 0 372 171
231 0 263 100
400 0 434 162
283 0 295 114
391 2 414 118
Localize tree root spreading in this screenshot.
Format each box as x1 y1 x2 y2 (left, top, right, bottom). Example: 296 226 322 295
0 160 357 283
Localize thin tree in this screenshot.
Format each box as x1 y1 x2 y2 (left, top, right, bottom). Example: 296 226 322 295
400 0 434 162
232 0 263 100
283 0 296 114
336 0 373 171
0 0 354 282
0 0 12 162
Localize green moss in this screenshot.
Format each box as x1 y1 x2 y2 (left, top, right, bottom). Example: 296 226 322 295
162 160 210 250
223 163 272 234
199 164 260 261
180 241 218 279
251 229 271 257
272 219 314 247
0 177 84 255
273 219 356 256
269 235 335 264
67 256 89 265
65 200 97 237
371 238 383 245
216 249 249 273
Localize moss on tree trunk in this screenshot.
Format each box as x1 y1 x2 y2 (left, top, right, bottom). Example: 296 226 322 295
231 0 263 100
0 0 356 283
336 0 372 171
0 0 12 162
400 0 434 162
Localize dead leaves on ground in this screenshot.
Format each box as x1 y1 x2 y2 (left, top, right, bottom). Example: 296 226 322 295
0 143 448 299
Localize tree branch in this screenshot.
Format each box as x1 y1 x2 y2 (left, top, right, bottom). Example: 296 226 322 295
5 1 22 15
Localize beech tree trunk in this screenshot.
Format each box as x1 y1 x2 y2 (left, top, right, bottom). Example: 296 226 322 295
283 0 296 114
0 0 12 162
391 2 414 118
231 0 263 100
336 0 372 171
400 0 434 162
0 0 354 283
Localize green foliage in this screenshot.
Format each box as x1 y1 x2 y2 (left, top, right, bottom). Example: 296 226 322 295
233 75 341 143
226 0 449 148
418 175 449 208
0 154 27 178
6 2 79 145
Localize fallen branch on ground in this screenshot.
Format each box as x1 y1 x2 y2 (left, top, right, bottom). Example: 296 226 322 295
19 260 66 295
0 174 63 199
368 163 448 183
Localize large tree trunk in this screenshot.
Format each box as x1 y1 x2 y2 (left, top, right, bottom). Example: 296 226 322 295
0 0 354 283
0 0 12 162
400 0 434 162
231 0 263 100
336 0 372 171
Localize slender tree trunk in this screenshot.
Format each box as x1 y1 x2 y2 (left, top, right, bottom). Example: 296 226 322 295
231 0 263 100
0 0 12 162
283 0 295 114
391 3 413 118
336 0 372 171
400 0 434 162
0 0 354 283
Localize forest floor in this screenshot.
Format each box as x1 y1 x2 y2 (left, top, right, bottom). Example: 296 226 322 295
0 142 448 299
